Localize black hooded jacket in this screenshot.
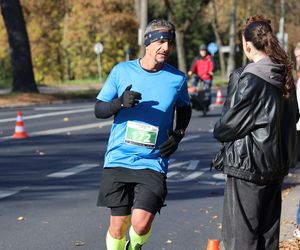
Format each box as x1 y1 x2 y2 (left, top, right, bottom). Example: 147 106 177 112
213 57 299 184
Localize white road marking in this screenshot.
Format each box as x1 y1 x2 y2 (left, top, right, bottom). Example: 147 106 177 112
198 180 225 186
0 163 100 199
168 160 199 170
167 160 227 184
0 120 112 140
47 163 99 178
31 121 112 136
34 107 77 111
212 173 226 180
167 171 179 178
180 171 204 182
181 135 201 142
0 186 28 200
167 160 204 182
0 108 93 123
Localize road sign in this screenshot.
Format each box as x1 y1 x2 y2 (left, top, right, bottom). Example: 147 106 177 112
207 42 218 56
221 45 230 53
94 43 103 81
94 42 103 54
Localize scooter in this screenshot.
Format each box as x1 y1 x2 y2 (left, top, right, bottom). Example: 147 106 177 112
188 76 212 116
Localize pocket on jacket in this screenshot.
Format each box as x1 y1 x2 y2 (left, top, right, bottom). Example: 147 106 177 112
234 139 247 158
225 139 248 169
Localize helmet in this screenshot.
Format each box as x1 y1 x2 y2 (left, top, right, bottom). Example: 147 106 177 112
199 44 207 50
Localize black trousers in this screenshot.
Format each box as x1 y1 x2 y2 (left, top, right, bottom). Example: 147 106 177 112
298 131 300 161
222 176 282 250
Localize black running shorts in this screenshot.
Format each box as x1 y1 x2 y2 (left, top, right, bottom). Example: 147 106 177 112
97 167 167 216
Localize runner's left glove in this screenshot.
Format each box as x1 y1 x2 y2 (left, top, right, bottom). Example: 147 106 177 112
112 84 142 113
159 130 185 157
119 84 142 108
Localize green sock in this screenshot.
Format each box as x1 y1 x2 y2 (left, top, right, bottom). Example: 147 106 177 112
128 226 152 250
106 231 126 250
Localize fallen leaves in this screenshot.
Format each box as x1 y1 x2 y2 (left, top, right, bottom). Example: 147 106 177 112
17 216 26 221
0 93 60 107
282 187 292 199
165 239 173 244
36 150 45 155
74 240 85 247
279 238 300 250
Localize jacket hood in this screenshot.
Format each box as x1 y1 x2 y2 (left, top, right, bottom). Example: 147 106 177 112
241 57 285 89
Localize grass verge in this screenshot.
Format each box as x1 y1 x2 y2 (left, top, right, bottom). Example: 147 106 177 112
0 89 98 107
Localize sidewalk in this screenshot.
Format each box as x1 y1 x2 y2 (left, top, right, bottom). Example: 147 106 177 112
0 82 101 95
0 83 101 107
38 83 101 94
280 163 300 249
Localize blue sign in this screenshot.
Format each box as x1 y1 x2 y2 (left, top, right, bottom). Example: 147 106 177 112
207 42 218 56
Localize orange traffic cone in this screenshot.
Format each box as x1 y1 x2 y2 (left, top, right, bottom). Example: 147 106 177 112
206 239 219 250
13 111 28 139
215 89 224 105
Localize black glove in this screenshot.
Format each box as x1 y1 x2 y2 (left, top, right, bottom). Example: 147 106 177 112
112 85 142 112
119 84 142 108
159 130 185 157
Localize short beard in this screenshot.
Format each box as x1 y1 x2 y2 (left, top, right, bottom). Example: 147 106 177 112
155 58 166 64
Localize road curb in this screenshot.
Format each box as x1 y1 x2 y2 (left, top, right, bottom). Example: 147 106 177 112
280 164 300 241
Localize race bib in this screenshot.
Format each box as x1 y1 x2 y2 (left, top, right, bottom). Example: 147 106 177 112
125 121 159 148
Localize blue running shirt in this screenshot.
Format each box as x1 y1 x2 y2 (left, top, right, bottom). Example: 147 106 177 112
97 59 190 174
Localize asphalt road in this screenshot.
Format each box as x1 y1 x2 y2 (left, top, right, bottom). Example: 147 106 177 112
0 101 224 250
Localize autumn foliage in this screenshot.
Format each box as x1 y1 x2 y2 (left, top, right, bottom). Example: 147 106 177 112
0 0 299 84
0 0 138 84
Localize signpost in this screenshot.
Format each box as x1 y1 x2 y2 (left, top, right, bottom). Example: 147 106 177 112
125 48 134 61
94 42 104 81
207 42 218 56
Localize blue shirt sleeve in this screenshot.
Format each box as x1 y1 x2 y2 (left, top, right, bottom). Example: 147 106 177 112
96 66 119 102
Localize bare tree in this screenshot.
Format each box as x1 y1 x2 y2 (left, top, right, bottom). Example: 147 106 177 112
136 0 148 57
0 0 37 93
210 0 226 77
164 0 209 73
227 0 237 76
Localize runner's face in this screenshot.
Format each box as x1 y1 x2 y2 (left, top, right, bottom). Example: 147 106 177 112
199 49 207 57
146 39 173 63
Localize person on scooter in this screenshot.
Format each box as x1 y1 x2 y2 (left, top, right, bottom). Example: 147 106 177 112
188 44 214 90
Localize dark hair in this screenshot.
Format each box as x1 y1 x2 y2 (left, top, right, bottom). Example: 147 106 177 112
243 16 293 98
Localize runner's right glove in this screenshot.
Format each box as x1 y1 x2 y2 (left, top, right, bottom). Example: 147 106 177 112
159 130 184 157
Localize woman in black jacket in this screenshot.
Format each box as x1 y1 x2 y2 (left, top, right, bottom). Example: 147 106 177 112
213 16 299 250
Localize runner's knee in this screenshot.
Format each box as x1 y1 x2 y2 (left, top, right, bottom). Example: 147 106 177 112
131 210 154 235
109 215 130 239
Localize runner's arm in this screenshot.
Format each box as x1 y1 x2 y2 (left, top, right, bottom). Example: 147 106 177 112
94 85 142 119
175 104 192 134
94 100 121 119
159 104 191 157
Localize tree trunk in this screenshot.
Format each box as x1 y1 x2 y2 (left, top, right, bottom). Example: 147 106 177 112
138 0 147 57
0 0 38 93
210 0 226 77
242 0 250 66
227 0 237 77
164 0 206 74
176 29 186 73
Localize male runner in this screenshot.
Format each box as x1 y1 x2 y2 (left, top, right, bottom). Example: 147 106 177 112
94 18 191 250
